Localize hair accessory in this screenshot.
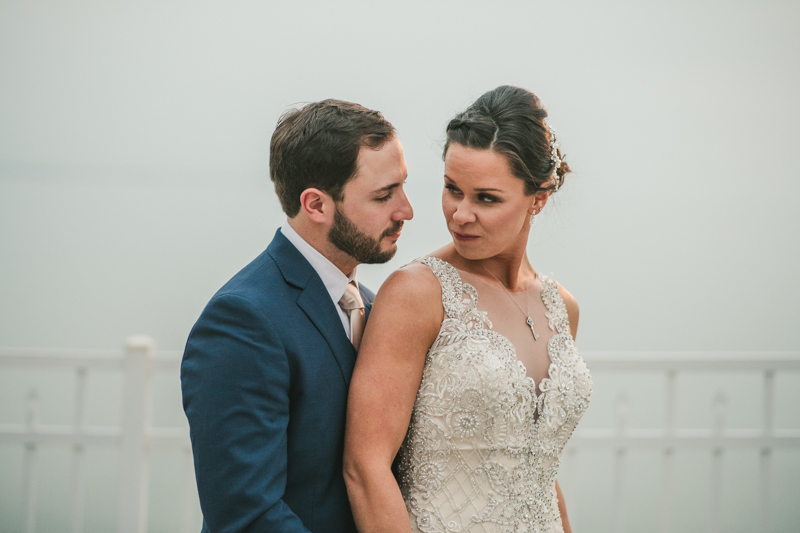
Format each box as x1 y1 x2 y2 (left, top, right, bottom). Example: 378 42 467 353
547 123 562 192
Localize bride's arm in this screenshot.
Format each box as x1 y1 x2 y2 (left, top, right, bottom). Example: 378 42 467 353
344 265 443 532
556 282 579 341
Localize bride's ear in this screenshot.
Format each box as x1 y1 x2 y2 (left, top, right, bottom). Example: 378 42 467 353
530 189 551 215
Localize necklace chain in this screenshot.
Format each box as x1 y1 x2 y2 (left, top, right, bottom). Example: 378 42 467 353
480 265 540 341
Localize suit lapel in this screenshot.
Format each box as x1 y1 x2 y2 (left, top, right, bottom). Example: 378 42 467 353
296 287 357 385
268 230 357 386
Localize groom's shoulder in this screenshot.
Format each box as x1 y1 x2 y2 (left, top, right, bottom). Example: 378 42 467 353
209 236 299 311
217 247 279 297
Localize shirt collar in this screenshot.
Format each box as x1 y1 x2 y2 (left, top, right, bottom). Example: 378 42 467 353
280 221 357 304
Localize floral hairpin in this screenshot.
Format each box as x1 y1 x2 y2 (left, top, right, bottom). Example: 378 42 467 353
547 123 562 192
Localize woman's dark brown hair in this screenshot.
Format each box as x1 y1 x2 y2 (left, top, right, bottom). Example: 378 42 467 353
444 85 570 194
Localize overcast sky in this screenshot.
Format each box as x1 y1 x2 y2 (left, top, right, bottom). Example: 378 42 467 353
1 0 798 351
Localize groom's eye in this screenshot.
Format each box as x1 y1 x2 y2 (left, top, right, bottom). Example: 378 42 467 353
375 193 392 202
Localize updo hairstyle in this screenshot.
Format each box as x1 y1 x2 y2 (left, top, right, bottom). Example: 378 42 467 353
444 85 570 194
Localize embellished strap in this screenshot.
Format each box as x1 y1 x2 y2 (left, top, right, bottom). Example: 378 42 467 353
418 257 478 321
538 273 571 335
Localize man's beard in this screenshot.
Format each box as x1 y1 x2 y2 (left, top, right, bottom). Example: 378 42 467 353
328 205 402 264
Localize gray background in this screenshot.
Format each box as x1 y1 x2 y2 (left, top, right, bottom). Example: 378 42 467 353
1 1 798 532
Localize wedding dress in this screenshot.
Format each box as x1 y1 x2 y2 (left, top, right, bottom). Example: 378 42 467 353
396 257 593 533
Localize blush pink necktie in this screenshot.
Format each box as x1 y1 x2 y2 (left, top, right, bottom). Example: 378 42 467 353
338 281 366 351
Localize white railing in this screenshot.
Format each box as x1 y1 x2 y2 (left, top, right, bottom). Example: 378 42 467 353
1 345 799 533
567 351 800 533
0 336 195 533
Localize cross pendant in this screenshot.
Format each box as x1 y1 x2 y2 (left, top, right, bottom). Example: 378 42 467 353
526 316 539 341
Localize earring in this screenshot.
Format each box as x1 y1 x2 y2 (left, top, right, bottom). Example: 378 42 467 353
529 209 537 227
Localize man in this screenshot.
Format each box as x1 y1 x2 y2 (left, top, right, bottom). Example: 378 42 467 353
181 99 413 533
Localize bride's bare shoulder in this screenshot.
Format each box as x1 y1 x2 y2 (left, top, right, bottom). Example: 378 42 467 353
373 257 444 304
379 258 441 298
378 245 462 306
370 259 444 332
554 281 580 338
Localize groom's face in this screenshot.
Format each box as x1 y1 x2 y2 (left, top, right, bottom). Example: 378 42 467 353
328 136 413 263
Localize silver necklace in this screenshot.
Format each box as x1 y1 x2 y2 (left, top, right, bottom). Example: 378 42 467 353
481 265 539 341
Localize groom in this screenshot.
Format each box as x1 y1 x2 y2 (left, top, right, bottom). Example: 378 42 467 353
181 99 413 533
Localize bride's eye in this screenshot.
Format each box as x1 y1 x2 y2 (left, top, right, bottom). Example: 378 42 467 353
478 193 499 204
445 184 462 195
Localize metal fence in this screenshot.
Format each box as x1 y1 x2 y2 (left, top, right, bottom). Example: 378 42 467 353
1 342 798 533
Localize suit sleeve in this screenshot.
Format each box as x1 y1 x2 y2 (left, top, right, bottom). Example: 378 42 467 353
181 293 311 533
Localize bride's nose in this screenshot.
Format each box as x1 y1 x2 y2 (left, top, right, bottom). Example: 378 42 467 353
452 199 476 225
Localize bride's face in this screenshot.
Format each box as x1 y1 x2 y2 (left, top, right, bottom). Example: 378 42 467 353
443 144 540 261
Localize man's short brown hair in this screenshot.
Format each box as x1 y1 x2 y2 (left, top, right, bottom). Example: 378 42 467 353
269 99 395 217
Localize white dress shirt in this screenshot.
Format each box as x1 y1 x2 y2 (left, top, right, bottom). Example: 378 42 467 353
281 221 357 340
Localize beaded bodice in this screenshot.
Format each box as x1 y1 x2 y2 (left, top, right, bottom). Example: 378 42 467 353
396 257 593 533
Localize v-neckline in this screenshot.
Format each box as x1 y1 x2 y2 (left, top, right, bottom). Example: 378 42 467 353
426 257 560 401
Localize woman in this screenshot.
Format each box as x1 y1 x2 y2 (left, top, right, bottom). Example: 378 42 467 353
344 85 593 533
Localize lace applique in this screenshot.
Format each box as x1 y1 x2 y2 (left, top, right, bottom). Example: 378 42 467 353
539 273 568 335
397 257 593 533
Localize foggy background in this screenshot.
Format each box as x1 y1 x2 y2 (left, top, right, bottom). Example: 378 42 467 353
1 1 799 532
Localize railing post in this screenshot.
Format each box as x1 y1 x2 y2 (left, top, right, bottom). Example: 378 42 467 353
23 388 40 533
180 445 197 533
661 370 676 533
760 369 775 533
71 366 88 533
117 336 155 533
613 393 629 533
709 392 726 533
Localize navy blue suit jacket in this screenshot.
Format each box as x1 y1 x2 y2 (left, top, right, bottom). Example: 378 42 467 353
181 230 374 533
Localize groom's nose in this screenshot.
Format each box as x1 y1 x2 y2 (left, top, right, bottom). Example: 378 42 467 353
395 187 414 221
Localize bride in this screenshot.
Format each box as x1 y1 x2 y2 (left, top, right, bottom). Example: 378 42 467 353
344 85 593 533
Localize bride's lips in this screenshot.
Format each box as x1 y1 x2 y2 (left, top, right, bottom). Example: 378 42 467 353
452 231 480 242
